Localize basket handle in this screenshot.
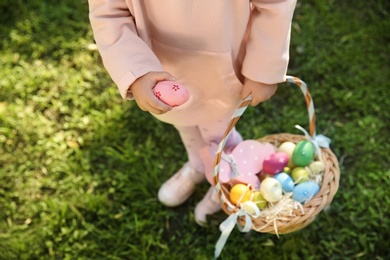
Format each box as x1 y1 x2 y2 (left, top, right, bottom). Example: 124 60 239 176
212 76 316 212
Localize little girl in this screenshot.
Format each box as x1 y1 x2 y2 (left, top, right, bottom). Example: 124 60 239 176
88 0 296 226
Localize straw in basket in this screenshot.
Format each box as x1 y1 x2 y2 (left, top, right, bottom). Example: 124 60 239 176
212 76 340 258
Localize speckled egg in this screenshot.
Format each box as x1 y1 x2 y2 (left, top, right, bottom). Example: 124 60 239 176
292 182 320 204
263 152 289 175
274 172 295 193
292 140 315 167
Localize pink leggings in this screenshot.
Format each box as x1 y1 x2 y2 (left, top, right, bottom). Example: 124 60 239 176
174 123 243 173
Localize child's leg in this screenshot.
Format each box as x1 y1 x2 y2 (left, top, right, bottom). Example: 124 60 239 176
157 119 243 211
157 125 207 207
199 125 243 150
174 125 208 173
174 122 243 179
194 120 243 226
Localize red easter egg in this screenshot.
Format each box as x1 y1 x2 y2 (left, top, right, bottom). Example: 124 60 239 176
153 81 190 107
262 152 289 175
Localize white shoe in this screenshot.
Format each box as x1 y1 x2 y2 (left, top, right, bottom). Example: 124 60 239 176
158 163 205 207
194 186 222 226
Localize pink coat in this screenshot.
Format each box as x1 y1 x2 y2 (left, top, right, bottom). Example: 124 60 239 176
89 0 296 126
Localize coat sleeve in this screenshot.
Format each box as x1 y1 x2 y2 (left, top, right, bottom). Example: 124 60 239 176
88 0 163 99
242 0 297 84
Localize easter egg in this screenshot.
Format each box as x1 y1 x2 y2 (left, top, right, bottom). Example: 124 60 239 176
283 166 292 174
263 152 289 175
229 184 252 205
278 141 296 167
260 178 283 203
274 172 295 193
292 140 315 166
292 182 320 204
153 81 190 107
309 161 325 174
202 141 275 188
252 191 267 209
291 167 309 184
241 201 261 216
224 140 274 189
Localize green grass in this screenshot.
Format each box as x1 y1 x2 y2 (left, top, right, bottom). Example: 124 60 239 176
1 0 389 259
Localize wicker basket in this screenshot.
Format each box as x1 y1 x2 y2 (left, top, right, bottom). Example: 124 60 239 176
213 76 340 257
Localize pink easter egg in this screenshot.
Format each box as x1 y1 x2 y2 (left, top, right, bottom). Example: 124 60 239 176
153 81 190 107
262 152 289 175
200 140 276 189
220 140 275 189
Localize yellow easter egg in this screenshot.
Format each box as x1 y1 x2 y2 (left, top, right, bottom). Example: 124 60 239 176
291 167 309 184
283 166 292 174
278 141 296 157
229 184 252 205
252 191 268 209
309 161 325 174
278 141 296 168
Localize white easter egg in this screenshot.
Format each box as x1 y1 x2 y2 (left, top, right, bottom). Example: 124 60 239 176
260 178 283 203
278 141 296 158
241 201 261 217
278 141 296 168
309 161 325 174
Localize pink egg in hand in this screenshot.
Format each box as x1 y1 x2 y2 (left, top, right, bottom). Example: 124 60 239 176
262 152 289 175
153 81 190 107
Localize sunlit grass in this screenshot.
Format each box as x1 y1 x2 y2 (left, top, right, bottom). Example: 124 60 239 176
1 0 389 259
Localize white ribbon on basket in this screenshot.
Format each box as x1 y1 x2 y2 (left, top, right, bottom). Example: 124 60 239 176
221 152 241 178
295 125 331 159
214 205 260 259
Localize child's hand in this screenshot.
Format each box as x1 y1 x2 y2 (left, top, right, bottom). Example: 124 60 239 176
241 79 278 106
130 71 176 114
